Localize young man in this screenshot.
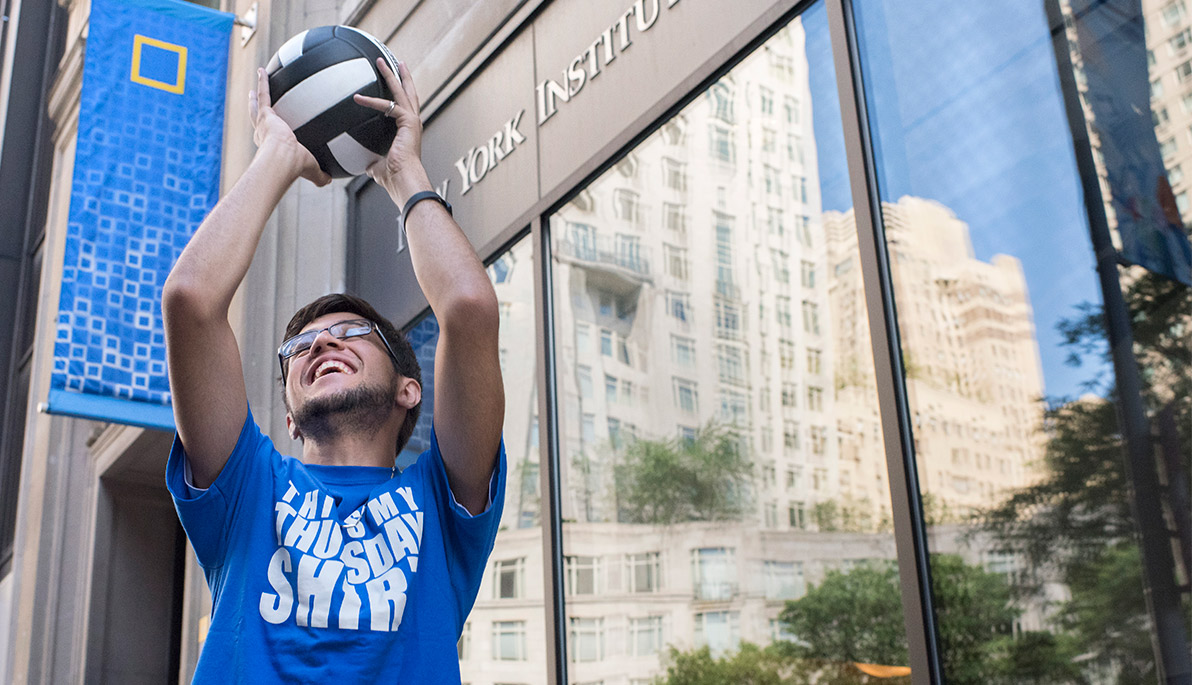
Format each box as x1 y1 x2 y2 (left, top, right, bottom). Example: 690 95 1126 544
162 58 505 681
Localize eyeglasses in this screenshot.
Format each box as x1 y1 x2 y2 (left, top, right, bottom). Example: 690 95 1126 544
277 318 399 384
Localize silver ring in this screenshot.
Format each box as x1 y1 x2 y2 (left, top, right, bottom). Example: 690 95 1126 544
384 100 396 117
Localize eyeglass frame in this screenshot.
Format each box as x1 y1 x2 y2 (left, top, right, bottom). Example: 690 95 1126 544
277 318 400 385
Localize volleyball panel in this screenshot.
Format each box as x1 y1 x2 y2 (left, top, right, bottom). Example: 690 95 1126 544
265 24 400 178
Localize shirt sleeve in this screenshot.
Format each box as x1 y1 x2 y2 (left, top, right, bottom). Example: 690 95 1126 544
421 428 507 625
445 462 500 518
165 407 277 569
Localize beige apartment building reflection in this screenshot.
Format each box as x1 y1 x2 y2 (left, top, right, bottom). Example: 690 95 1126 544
459 20 1046 685
826 197 1046 525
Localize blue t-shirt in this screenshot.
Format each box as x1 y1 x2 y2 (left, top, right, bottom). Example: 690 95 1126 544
166 409 506 682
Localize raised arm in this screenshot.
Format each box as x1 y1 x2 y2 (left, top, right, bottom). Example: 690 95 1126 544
356 60 503 515
163 69 330 488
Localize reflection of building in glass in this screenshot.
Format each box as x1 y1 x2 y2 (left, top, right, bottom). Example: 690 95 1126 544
487 245 542 532
468 524 904 684
475 19 891 683
825 197 1047 520
465 18 1052 685
551 19 837 534
467 19 874 683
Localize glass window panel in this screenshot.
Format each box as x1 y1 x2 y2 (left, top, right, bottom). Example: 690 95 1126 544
549 5 909 682
578 366 593 399
0 360 31 570
664 202 687 233
492 620 527 661
566 555 600 596
494 557 524 600
692 547 736 600
614 189 641 224
694 610 740 657
763 560 805 600
629 615 664 656
854 0 1190 681
627 551 660 593
568 617 605 663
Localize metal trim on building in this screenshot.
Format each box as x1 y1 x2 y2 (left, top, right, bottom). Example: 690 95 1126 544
825 0 943 681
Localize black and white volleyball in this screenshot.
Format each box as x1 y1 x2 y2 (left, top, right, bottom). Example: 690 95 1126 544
266 26 400 178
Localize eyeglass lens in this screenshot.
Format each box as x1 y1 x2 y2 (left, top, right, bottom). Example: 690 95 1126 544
280 320 373 359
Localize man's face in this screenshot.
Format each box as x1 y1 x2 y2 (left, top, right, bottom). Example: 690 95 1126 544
283 311 403 440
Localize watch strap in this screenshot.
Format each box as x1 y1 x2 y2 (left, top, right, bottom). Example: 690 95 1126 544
399 191 452 234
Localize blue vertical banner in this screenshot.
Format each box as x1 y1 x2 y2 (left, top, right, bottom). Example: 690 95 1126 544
47 0 233 429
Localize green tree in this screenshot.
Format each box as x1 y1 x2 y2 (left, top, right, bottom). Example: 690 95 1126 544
614 422 753 525
777 556 1036 685
977 271 1191 682
1059 543 1155 681
778 562 908 667
811 501 841 531
656 643 906 685
808 498 878 533
655 643 797 685
920 491 958 526
927 554 1019 683
993 631 1085 685
658 555 1072 684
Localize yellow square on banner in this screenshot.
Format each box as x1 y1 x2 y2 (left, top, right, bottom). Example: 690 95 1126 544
130 34 187 94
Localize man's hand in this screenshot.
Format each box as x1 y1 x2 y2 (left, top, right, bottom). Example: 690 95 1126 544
249 67 331 188
353 59 433 204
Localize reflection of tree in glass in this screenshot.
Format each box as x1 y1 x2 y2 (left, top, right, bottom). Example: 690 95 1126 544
780 562 909 669
899 346 925 382
511 459 539 528
570 450 601 523
655 642 828 685
658 556 1059 684
978 271 1191 683
812 499 885 532
920 491 959 527
613 423 753 525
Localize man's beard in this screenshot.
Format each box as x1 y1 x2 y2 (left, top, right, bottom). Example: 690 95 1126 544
291 378 398 445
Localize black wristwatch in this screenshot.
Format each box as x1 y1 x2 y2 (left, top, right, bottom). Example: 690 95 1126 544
398 191 452 234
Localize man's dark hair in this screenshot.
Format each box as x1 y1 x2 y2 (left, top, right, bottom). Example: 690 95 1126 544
283 293 422 455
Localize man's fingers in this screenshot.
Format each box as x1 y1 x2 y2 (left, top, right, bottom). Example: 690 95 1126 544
396 60 419 114
375 57 402 97
256 67 271 105
375 58 418 116
251 68 272 126
352 92 413 128
352 92 396 114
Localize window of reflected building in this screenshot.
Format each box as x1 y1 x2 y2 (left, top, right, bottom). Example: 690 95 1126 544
549 3 910 682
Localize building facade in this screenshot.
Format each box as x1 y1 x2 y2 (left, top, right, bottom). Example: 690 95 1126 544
1 0 1187 683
